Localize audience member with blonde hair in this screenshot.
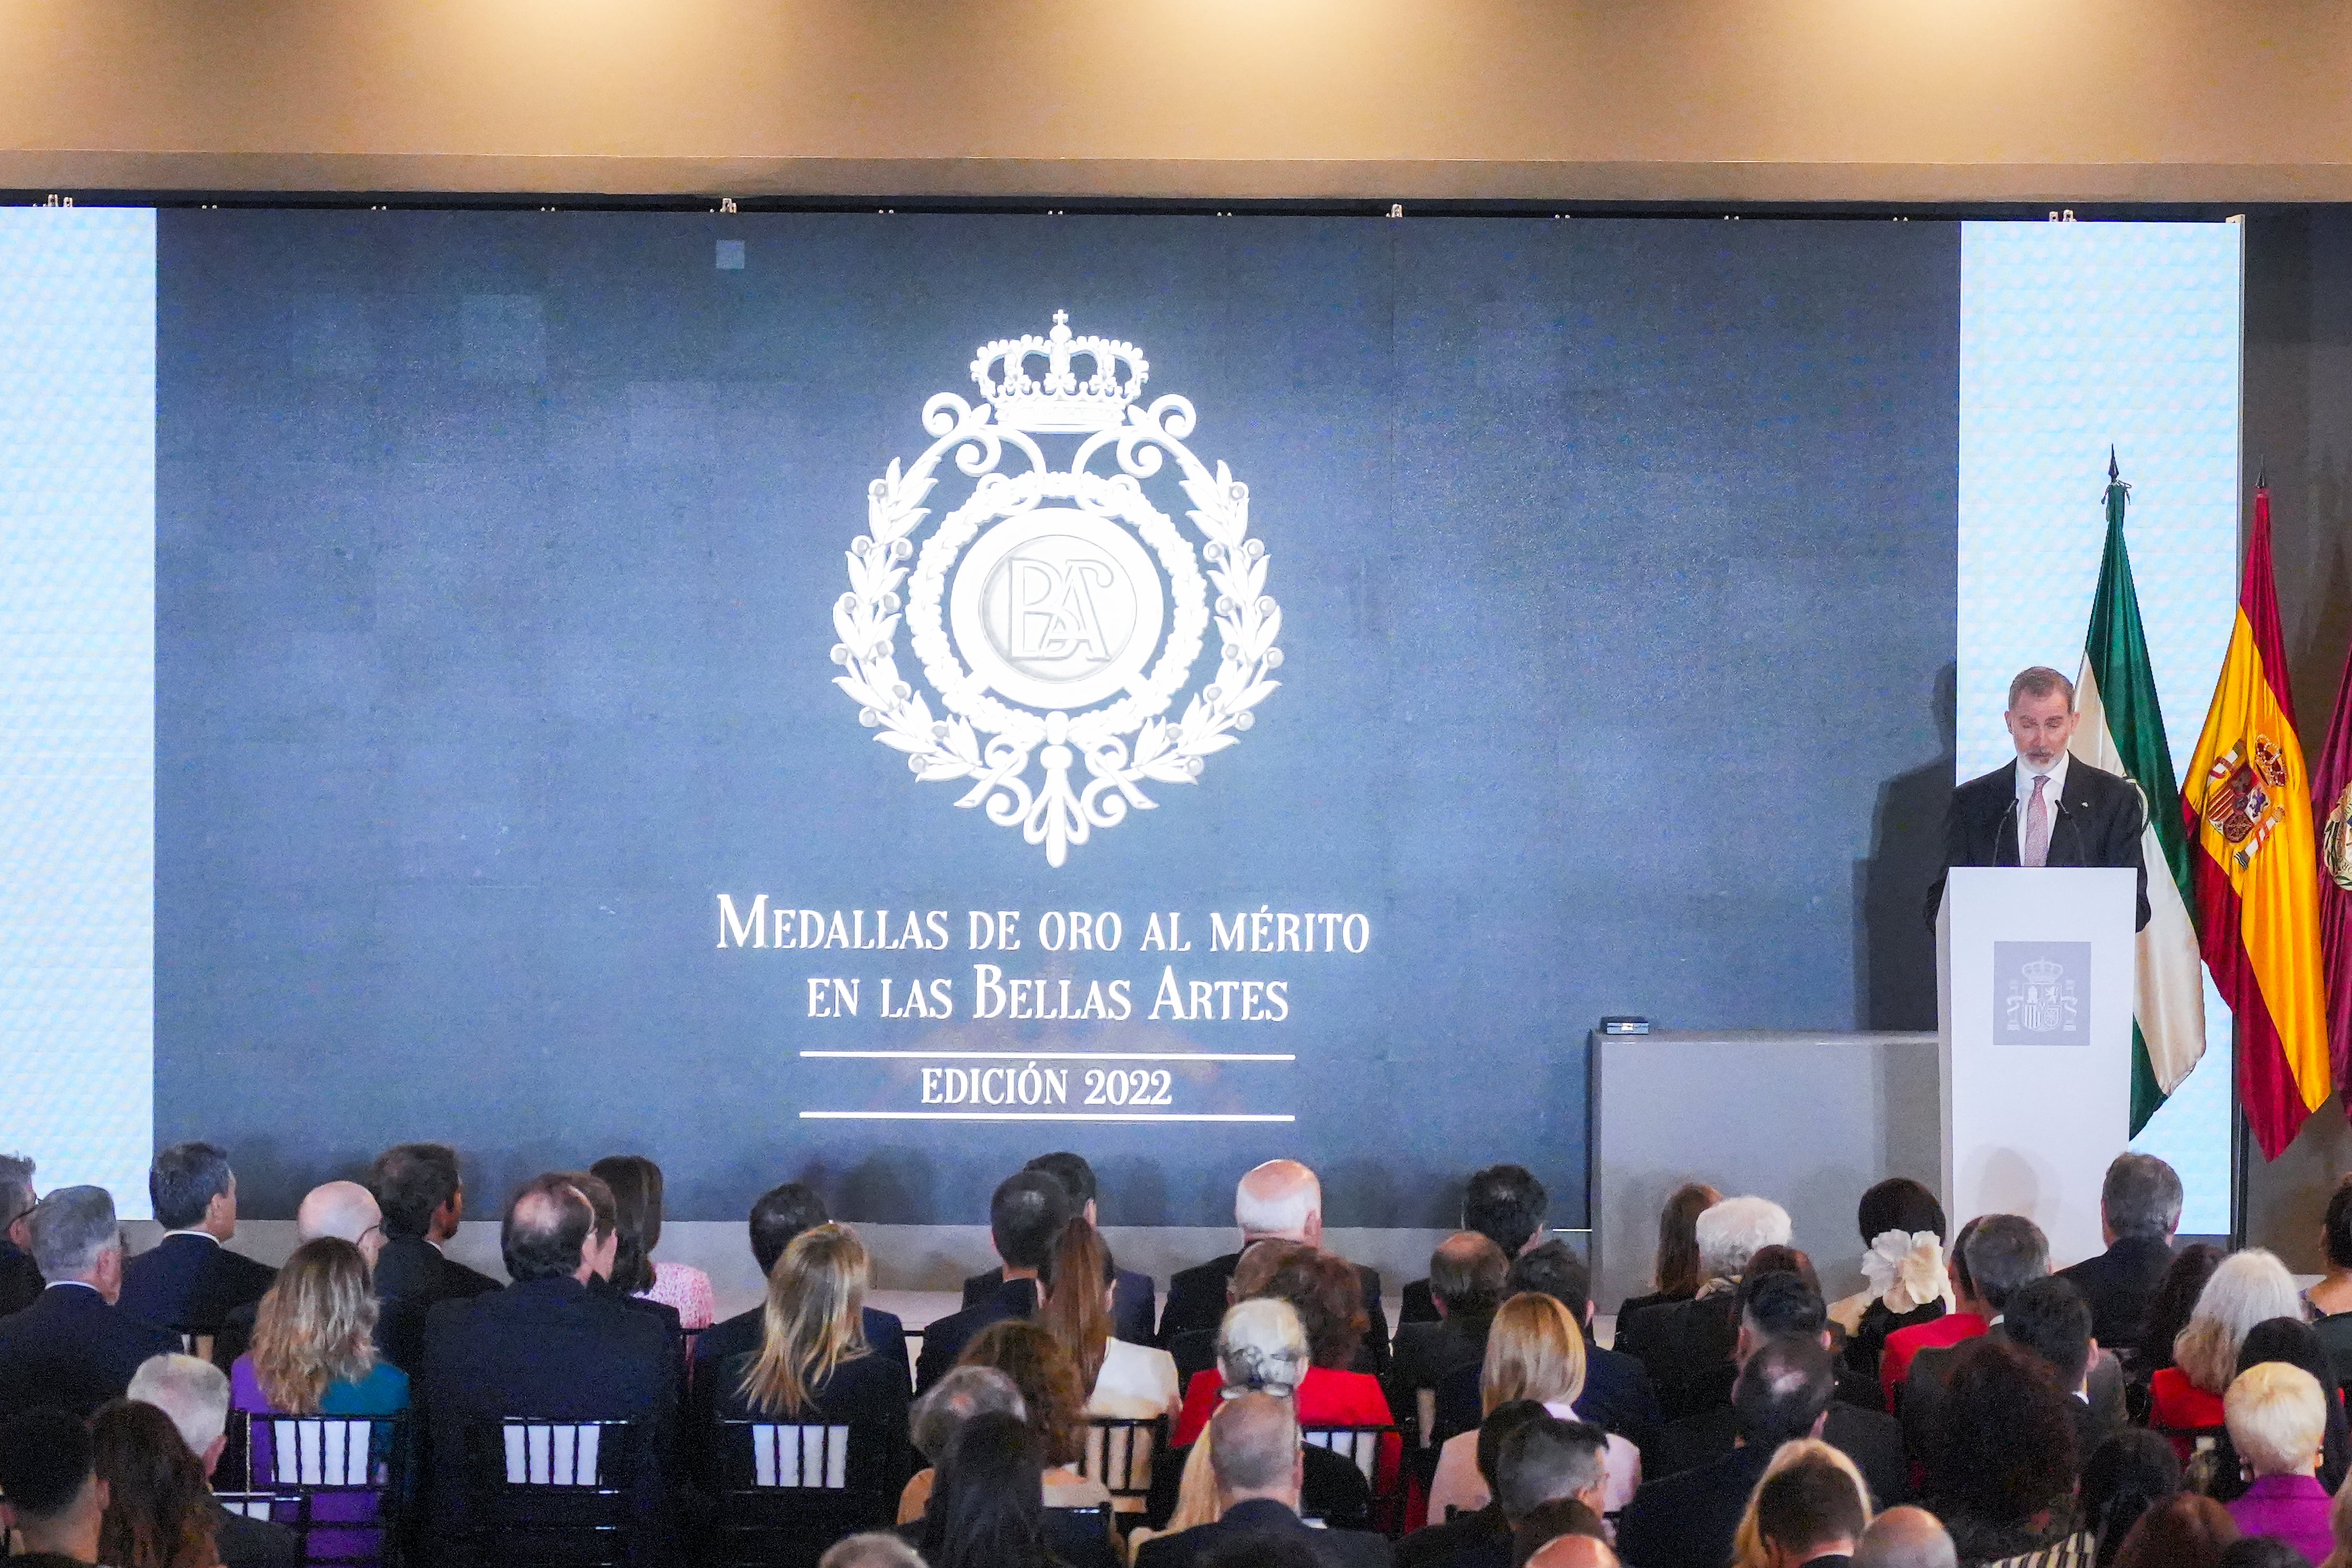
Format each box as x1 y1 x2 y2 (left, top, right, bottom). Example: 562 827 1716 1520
2221 1361 2334 1563
1427 1292 1642 1521
232 1237 407 1419
2151 1250 2304 1444
1730 1439 1873 1568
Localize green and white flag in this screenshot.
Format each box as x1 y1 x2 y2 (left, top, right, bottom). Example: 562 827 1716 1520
2074 451 2207 1133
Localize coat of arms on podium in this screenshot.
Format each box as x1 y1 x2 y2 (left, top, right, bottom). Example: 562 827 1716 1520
1994 940 2090 1045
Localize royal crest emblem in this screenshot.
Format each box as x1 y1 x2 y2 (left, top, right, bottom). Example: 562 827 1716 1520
2202 737 2290 870
2325 780 2352 893
2006 957 2077 1034
830 312 1281 865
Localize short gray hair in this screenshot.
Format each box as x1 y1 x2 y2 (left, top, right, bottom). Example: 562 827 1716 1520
2007 666 2076 711
128 1353 231 1455
910 1365 1025 1463
819 1534 927 1568
2101 1154 2183 1240
27 1185 119 1279
1696 1196 1792 1280
0 1154 33 1227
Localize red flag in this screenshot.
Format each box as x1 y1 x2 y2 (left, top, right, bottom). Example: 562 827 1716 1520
2315 629 2352 1092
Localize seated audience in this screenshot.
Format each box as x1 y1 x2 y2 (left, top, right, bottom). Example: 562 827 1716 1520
367 1142 499 1371
1494 1415 1609 1537
2149 1249 2303 1448
2055 1156 2182 1358
1895 1216 2060 1414
1925 1337 2082 1567
1428 1292 1639 1520
1617 1182 1720 1322
0 1185 178 1417
898 1364 1031 1524
915 1409 1110 1568
1617 1194 1791 1420
2134 1242 2225 1382
2305 1179 2352 1387
2219 1361 2333 1564
90 1396 220 1568
0 1152 43 1319
1855 1507 1959 1568
1502 1240 1665 1450
713 1222 908 1510
1730 1439 1873 1568
956 1319 1115 1512
821 1534 927 1568
1040 1214 1180 1420
1176 1255 1397 1447
1173 1237 1308 1388
1995 1277 2121 1462
1615 1336 1836 1568
694 1181 908 1380
1647 1270 1908 1508
916 1169 1073 1392
210 1179 385 1372
1392 1232 1508 1420
118 1143 277 1339
1831 1178 1953 1388
1159 1161 1391 1377
1509 1497 1610 1568
2078 1431 2179 1568
1401 1166 1551 1327
2109 1494 2238 1568
963 1154 1156 1345
558 1166 683 1336
0 1405 110 1566
126 1353 298 1568
416 1174 680 1547
590 1153 714 1331
1134 1392 1393 1568
234 1237 409 1417
2223 1317 2352 1497
1394 1399 1550 1568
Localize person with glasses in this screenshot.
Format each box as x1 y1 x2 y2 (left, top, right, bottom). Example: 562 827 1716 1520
0 1185 179 1418
0 1152 41 1318
210 1180 387 1371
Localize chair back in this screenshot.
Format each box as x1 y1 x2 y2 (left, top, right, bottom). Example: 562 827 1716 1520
1302 1424 1404 1535
232 1410 403 1566
1081 1416 1166 1512
454 1417 641 1567
710 1419 894 1568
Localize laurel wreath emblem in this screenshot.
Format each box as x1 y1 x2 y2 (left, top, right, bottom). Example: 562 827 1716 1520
830 338 1280 866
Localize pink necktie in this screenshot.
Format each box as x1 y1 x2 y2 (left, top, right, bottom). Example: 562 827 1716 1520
2023 773 2051 868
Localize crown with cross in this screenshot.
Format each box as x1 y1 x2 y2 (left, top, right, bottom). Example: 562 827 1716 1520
970 311 1149 433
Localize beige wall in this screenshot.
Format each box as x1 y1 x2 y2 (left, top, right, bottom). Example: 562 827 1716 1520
4 0 2351 201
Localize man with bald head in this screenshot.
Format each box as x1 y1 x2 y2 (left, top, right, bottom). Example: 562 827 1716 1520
1159 1160 1391 1374
1524 1535 1619 1568
1853 1508 1956 1568
211 1180 388 1371
416 1174 677 1553
1391 1232 1507 1423
1134 1392 1393 1568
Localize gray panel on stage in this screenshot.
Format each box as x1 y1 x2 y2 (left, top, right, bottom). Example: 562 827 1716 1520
1592 1030 1940 1319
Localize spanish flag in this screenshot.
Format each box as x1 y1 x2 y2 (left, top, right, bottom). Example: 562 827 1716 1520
2181 486 2331 1158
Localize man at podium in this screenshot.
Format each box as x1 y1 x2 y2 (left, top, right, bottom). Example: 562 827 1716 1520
1930 666 2151 930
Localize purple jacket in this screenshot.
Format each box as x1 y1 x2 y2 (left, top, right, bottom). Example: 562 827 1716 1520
2227 1473 2334 1565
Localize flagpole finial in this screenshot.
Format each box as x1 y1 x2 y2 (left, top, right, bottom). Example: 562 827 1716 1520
2108 445 2119 483
2256 455 2267 490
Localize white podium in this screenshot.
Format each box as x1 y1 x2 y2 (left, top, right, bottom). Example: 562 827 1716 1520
1937 866 2137 1267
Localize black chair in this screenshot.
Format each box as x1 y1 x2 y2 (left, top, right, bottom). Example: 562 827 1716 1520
233 1410 405 1566
708 1418 896 1568
445 1417 644 1567
1302 1424 1405 1536
1081 1416 1167 1522
1045 1503 1120 1568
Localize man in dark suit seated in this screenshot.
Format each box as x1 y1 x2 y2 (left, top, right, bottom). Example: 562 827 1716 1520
211 1180 388 1373
0 1185 180 1418
915 1169 1072 1392
1903 1273 2121 1466
1643 1272 1908 1508
1504 1241 1664 1454
2054 1154 2181 1361
1615 1195 1789 1423
417 1174 680 1554
129 1351 300 1568
1398 1165 1551 1329
1750 1447 1868 1568
0 1154 44 1320
1158 1161 1390 1378
961 1153 1156 1345
369 1142 502 1371
693 1181 908 1398
1391 1232 1506 1435
1396 1400 1551 1568
1615 1336 1837 1568
118 1142 277 1341
1135 1393 1394 1568
0 1405 111 1565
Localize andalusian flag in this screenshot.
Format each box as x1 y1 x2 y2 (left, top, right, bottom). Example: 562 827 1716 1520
2073 453 2204 1134
2181 486 2332 1158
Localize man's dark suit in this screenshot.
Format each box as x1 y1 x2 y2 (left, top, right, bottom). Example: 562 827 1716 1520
1390 1313 1492 1417
1929 758 2151 931
1644 1400 1911 1508
1616 1441 1778 1568
962 1263 1156 1345
1135 1496 1395 1568
0 1281 181 1417
1398 1279 1440 1329
1578 1344 1668 1456
915 1276 1039 1392
373 1235 503 1372
0 1236 41 1319
1614 1293 1739 1423
212 1496 299 1568
118 1232 278 1336
416 1274 680 1549
1901 1327 2124 1473
696 1303 908 1382
2056 1235 2176 1359
1159 1252 1391 1377
1396 1500 1508 1568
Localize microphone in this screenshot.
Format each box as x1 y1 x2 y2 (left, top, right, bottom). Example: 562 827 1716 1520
1995 792 2021 866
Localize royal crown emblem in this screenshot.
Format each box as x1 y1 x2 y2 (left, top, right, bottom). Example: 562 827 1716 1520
2006 956 2078 1034
830 312 1281 865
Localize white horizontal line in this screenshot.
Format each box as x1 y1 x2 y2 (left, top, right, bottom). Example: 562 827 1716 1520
798 1111 1297 1123
799 1050 1294 1062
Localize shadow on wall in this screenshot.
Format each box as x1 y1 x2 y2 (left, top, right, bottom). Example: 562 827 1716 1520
1854 661 1956 1031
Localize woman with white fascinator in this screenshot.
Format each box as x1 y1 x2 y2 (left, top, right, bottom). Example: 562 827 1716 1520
1828 1178 1953 1387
